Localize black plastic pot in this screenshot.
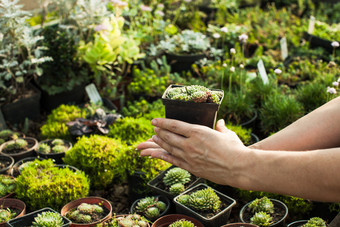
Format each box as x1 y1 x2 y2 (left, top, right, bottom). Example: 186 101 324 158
7 207 71 227
287 220 308 227
128 170 150 206
1 84 41 125
239 198 288 227
304 32 334 53
162 85 224 129
174 183 237 227
165 52 206 74
0 154 14 175
35 139 72 164
0 137 38 162
130 195 171 222
147 165 205 201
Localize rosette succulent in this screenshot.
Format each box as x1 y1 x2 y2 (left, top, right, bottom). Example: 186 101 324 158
250 211 273 226
135 197 167 220
0 175 16 197
248 196 274 214
66 203 104 224
0 130 19 145
169 219 196 227
163 167 191 187
3 139 28 152
100 214 149 227
38 143 51 154
302 217 327 227
0 208 16 223
177 187 221 212
32 211 64 227
169 183 185 195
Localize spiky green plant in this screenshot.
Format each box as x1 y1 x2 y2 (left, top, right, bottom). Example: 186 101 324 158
250 212 273 226
32 211 64 227
302 217 327 227
0 208 16 223
248 197 274 214
4 139 28 152
38 143 51 154
178 187 221 213
169 219 196 227
169 183 185 195
0 175 16 197
51 145 66 153
135 197 166 220
163 167 191 187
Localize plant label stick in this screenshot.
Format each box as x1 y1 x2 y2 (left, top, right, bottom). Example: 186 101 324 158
85 83 102 104
308 16 315 34
257 59 269 85
280 37 288 61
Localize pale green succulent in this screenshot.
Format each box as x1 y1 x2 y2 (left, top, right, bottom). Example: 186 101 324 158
169 219 196 227
163 167 191 187
32 211 64 227
248 197 274 214
103 214 149 227
144 207 160 219
169 183 185 195
302 217 327 227
0 208 16 223
178 187 221 212
4 139 28 151
52 145 66 154
77 203 104 214
0 175 16 197
51 139 64 146
38 143 51 154
135 197 166 220
250 211 273 226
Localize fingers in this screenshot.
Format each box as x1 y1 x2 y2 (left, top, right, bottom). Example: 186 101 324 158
137 141 160 150
216 119 229 134
152 134 184 157
151 118 194 137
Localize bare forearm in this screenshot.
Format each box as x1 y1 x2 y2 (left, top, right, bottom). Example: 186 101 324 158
232 147 340 202
251 97 340 151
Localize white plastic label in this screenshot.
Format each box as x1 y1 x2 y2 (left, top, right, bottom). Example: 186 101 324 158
257 59 269 85
308 16 315 34
85 83 102 104
280 37 288 60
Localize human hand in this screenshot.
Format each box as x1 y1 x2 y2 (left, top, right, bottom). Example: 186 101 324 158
137 118 250 185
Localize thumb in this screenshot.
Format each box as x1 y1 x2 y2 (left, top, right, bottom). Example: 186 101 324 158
216 119 229 134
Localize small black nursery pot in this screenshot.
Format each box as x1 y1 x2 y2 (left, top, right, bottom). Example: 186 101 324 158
162 85 224 129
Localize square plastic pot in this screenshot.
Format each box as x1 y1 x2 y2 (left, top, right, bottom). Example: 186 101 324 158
162 85 224 129
174 183 236 227
147 165 205 200
7 207 71 227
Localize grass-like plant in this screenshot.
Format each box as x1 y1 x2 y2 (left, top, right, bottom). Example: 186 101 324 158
15 159 89 211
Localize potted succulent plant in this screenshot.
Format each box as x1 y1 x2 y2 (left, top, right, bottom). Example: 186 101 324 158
239 196 288 227
152 214 204 227
130 196 170 222
0 198 26 227
287 217 327 227
162 85 224 129
0 137 38 162
0 154 14 175
221 224 259 227
7 207 71 227
0 175 16 199
61 197 112 227
0 130 23 146
35 138 72 164
174 183 236 227
148 165 205 201
10 157 45 177
98 214 150 227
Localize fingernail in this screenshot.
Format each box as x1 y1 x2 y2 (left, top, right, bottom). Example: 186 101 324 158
152 135 159 142
154 126 159 133
151 119 157 125
218 119 225 125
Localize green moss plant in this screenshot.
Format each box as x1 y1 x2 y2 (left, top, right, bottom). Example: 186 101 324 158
63 135 124 189
226 123 252 145
32 211 64 227
15 159 89 211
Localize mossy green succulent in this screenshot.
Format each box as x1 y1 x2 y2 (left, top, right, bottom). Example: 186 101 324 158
0 175 16 197
77 203 104 214
169 183 185 195
67 203 104 224
51 145 66 153
169 219 196 227
99 214 149 227
135 197 166 220
166 85 222 104
0 130 20 144
4 139 28 152
38 143 51 154
0 208 16 223
51 139 64 146
248 197 274 214
178 187 221 213
163 167 191 187
302 217 327 227
250 211 273 226
32 211 64 227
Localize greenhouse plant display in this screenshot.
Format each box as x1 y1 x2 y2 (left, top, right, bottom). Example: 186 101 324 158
0 198 26 226
239 197 288 227
151 214 204 227
0 154 14 175
7 207 71 227
148 165 204 200
0 175 16 199
0 137 38 162
174 183 236 227
162 84 224 128
15 159 89 211
98 214 150 227
130 196 170 222
35 138 72 164
61 197 112 226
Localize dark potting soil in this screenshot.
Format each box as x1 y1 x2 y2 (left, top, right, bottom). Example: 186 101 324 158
66 204 110 224
0 159 11 169
242 205 286 225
